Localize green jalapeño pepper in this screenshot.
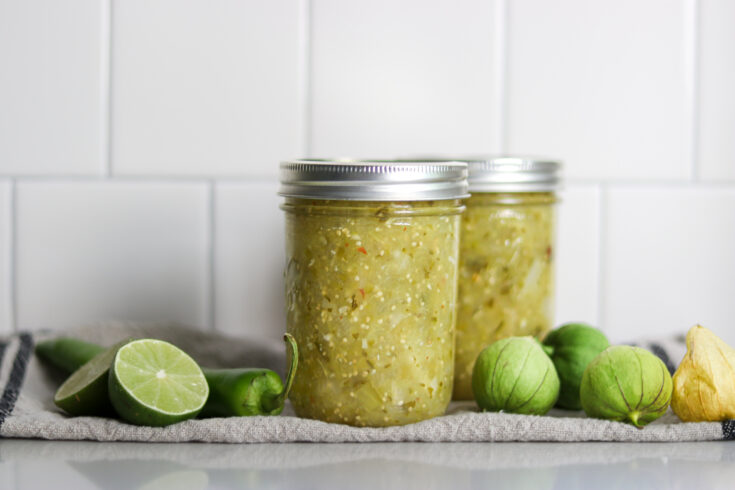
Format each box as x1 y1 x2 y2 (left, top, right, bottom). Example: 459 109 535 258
35 334 299 418
199 334 298 417
35 337 109 375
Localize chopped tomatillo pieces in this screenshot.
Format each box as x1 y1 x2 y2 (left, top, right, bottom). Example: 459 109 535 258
283 198 461 426
454 192 557 400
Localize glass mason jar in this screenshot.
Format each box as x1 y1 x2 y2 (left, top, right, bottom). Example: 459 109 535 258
279 160 468 426
453 157 561 400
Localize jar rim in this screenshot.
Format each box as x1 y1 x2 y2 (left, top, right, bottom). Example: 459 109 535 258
400 155 562 192
279 159 470 201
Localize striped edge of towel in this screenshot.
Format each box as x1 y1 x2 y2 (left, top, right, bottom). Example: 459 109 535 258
0 332 34 428
722 420 735 440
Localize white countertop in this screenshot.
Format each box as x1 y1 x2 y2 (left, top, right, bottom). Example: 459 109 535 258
2 439 734 489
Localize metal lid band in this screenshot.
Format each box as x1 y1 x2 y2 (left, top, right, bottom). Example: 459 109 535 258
466 156 561 193
279 159 469 201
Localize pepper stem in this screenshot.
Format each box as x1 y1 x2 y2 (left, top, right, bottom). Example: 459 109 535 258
262 334 299 413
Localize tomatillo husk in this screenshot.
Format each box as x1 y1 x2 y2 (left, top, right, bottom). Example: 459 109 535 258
472 337 560 415
580 346 672 428
672 325 735 422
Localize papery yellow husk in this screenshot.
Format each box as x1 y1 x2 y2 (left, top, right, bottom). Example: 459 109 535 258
671 325 735 422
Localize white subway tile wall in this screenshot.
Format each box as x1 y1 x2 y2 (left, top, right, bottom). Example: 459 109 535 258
214 182 285 339
111 0 303 176
15 182 210 331
604 186 735 346
0 0 107 176
310 0 499 158
698 0 735 180
554 185 600 328
506 0 693 180
0 1 732 345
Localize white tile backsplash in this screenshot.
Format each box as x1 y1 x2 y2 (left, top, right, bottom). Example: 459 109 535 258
0 181 11 333
310 0 499 158
15 181 210 330
604 186 735 346
111 0 302 177
0 0 106 176
214 182 285 341
698 0 735 181
554 185 600 328
506 0 692 181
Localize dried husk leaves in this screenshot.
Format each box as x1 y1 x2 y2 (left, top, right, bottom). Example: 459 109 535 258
672 325 735 422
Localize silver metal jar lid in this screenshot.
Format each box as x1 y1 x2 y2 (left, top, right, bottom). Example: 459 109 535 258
465 156 561 192
279 159 469 201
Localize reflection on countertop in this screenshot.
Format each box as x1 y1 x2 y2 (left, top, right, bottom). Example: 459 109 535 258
1 439 735 490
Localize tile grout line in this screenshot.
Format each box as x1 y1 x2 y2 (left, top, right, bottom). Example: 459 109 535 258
596 183 607 333
686 0 700 182
207 181 216 332
104 0 114 178
494 0 508 152
298 0 312 157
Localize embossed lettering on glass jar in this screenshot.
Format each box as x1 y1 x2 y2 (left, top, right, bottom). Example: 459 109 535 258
454 157 561 400
279 160 468 426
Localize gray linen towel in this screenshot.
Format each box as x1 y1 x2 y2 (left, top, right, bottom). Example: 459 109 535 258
0 323 731 443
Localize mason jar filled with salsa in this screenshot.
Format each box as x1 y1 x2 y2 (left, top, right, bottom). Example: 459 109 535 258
279 160 468 426
453 157 561 400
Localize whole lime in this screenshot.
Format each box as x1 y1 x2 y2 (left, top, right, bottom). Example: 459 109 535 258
543 323 610 410
580 345 672 428
472 337 560 415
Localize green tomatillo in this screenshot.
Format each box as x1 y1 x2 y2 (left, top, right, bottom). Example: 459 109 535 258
542 323 610 410
580 345 672 428
472 336 560 415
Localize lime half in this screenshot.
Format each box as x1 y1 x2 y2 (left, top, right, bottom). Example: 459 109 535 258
108 339 209 427
54 340 129 416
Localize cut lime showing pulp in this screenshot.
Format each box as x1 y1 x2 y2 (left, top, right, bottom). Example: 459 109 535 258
54 340 129 416
108 339 209 426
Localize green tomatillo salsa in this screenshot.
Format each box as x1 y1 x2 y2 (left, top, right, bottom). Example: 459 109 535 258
283 198 463 426
454 192 556 400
